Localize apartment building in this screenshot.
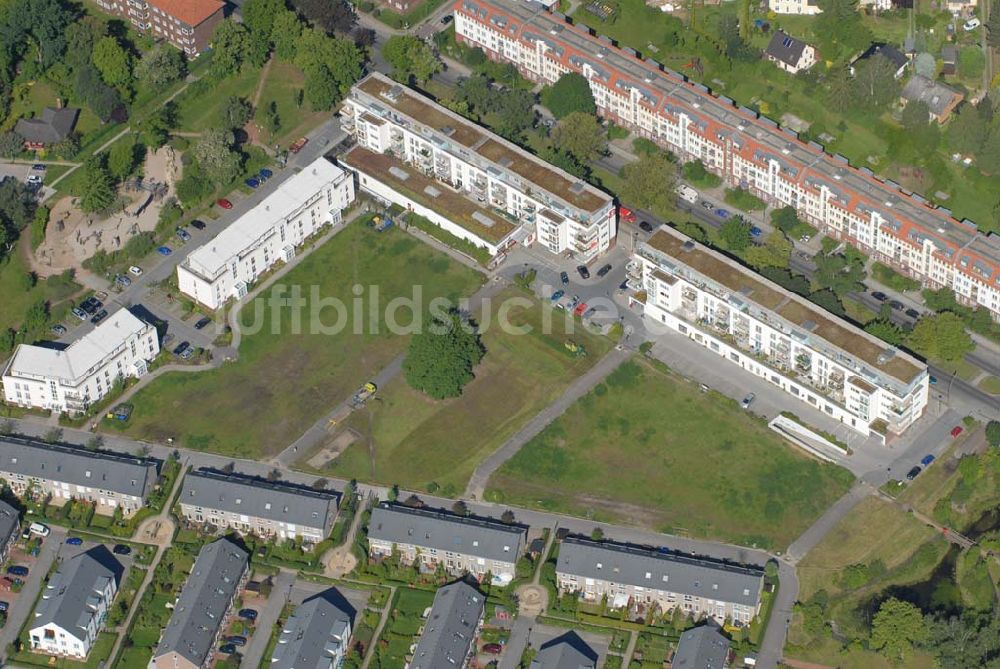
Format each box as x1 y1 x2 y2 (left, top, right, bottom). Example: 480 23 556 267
270 588 354 669
340 73 616 263
555 537 765 626
93 0 225 55
29 547 123 659
150 538 249 669
178 157 356 310
409 580 485 669
633 228 929 437
767 0 822 14
367 503 527 585
3 309 160 415
0 500 20 564
178 469 340 545
0 435 158 516
454 0 1000 321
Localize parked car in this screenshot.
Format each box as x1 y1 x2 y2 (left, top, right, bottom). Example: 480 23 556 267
906 466 922 480
115 274 131 287
112 544 132 555
239 608 258 621
190 219 206 230
26 174 42 186
617 205 636 223
289 137 308 154
639 221 654 233
964 17 981 30
0 600 8 612
749 226 762 238
129 265 143 276
176 227 191 242
179 347 194 360
871 291 888 302
82 297 102 313
441 13 453 23
574 302 588 317
889 300 904 311
90 309 108 325
259 168 273 179
905 308 920 319
700 201 713 211
714 208 730 219
799 234 811 243
217 198 233 209
219 644 237 655
559 271 569 285
194 317 212 330
584 306 597 318
576 265 590 280
920 454 936 466
741 393 756 409
172 342 189 356
596 263 612 277
29 522 49 536
951 426 964 438
568 295 580 308
72 307 87 321
550 290 565 302
6 566 28 577
482 643 503 654
31 164 46 171
157 246 172 256
66 537 83 546
227 636 247 647
50 324 66 336
245 177 260 189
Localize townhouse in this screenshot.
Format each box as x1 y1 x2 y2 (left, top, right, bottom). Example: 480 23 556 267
29 547 123 659
0 435 158 516
178 469 340 545
531 632 598 669
340 72 616 263
0 500 19 563
270 588 354 669
3 309 160 415
409 580 485 669
454 0 1000 321
150 538 249 669
673 623 731 669
177 157 356 310
555 537 765 626
632 227 930 438
93 0 225 55
367 502 527 585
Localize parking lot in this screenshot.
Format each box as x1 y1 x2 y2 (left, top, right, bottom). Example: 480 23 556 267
0 523 67 656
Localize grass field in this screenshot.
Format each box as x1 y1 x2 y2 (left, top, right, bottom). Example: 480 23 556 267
978 375 1000 395
0 244 82 336
317 287 613 494
486 357 854 549
119 222 483 457
369 587 435 669
254 60 329 149
174 68 261 133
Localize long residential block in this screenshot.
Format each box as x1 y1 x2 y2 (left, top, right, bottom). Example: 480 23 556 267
340 72 616 263
150 538 249 669
367 502 527 585
633 227 929 438
0 435 158 516
270 588 354 669
409 580 485 669
0 500 19 563
555 537 765 626
177 157 356 310
2 309 159 415
29 547 123 659
178 469 340 544
455 0 1000 321
93 0 224 55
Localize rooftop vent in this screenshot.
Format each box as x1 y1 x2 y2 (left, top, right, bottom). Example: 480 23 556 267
681 241 696 252
423 185 441 198
877 349 896 365
388 166 410 181
382 86 403 103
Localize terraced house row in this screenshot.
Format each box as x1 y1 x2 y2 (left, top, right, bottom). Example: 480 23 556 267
454 0 1000 320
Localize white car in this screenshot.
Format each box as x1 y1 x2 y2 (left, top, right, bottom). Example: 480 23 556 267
29 522 50 537
26 174 42 185
129 265 143 276
964 17 981 31
741 393 756 410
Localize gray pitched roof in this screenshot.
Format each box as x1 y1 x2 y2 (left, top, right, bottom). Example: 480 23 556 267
765 31 808 67
556 538 764 609
410 580 485 669
181 469 340 532
0 435 158 499
14 107 79 144
900 75 963 117
270 589 354 669
530 632 597 669
32 546 123 642
368 503 527 564
0 500 19 551
672 624 731 669
153 538 248 667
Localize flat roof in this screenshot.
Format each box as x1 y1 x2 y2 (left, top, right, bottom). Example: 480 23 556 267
342 145 519 244
644 228 924 384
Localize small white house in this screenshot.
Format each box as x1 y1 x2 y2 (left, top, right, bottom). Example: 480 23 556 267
764 31 818 74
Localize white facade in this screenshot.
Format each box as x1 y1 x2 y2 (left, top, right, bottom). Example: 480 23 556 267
633 228 930 438
2 310 159 415
29 556 118 659
768 0 822 14
341 73 615 263
178 157 356 310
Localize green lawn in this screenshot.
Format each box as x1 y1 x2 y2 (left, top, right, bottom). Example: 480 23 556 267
317 287 613 495
10 632 117 669
119 222 483 457
370 588 436 669
174 68 261 133
254 60 329 149
0 246 82 336
486 357 854 549
978 375 1000 394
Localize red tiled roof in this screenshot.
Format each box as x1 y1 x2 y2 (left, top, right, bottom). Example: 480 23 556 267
147 0 224 26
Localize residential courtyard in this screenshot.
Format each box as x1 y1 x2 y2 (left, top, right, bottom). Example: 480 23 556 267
485 357 855 549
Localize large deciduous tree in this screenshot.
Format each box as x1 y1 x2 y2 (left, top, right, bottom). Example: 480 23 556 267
271 9 304 60
79 158 116 213
294 29 363 109
292 0 356 34
619 152 677 219
106 136 142 182
194 128 243 185
91 36 132 92
907 312 974 362
719 216 751 252
134 44 186 88
541 72 595 119
403 311 486 399
382 35 441 85
211 21 254 77
870 598 929 662
551 112 607 165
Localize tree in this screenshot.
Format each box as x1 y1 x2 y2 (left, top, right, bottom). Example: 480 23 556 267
901 100 930 129
744 230 792 269
107 136 141 182
0 131 21 158
946 103 989 155
719 216 751 252
42 427 63 444
211 21 253 77
907 312 974 362
85 435 105 451
815 0 871 55
139 104 175 149
294 29 364 106
491 88 535 141
292 0 357 33
271 9 304 60
4 0 76 69
975 130 1000 175
771 206 801 234
717 14 756 61
986 420 1000 448
619 152 677 219
134 45 186 87
451 500 469 515
403 311 486 399
500 510 515 523
870 598 928 662
382 36 441 84
242 0 284 41
261 100 280 134
852 55 900 110
988 0 1000 49
79 158 116 213
540 72 596 119
864 319 904 346
219 96 252 131
812 249 865 297
193 128 243 185
91 36 132 92
551 112 607 164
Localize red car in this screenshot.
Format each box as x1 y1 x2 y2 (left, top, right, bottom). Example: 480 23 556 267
289 137 309 154
950 426 963 438
217 198 233 210
482 643 503 654
618 205 636 223
574 302 588 317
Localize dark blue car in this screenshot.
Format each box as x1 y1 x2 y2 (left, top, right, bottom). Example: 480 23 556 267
920 454 936 466
6 565 28 577
245 177 260 189
66 537 83 546
750 226 762 238
259 168 273 179
239 608 258 621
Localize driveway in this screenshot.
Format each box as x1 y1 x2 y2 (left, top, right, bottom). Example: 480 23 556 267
0 525 66 660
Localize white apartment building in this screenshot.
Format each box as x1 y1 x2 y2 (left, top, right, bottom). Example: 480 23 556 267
340 73 616 263
2 309 159 415
767 0 822 14
633 228 930 438
177 157 356 310
454 0 1000 321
